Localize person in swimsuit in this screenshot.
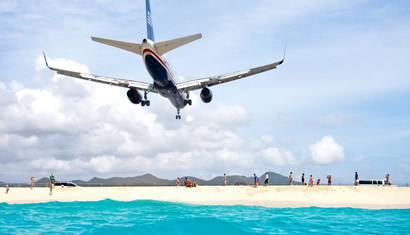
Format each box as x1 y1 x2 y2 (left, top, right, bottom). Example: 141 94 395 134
224 173 227 186
385 174 390 186
289 172 293 185
264 172 269 186
309 175 313 186
5 185 9 194
192 180 197 187
30 176 35 189
317 179 320 185
49 174 55 195
176 177 180 186
301 173 305 185
327 175 332 186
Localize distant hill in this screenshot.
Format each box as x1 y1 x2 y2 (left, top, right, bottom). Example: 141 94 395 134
1 172 301 187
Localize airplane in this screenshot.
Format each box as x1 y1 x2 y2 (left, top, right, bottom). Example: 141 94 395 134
43 0 284 120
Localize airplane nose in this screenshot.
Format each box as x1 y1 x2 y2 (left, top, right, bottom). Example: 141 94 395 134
142 39 148 43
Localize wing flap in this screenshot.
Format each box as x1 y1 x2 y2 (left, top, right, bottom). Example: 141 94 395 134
43 52 156 92
176 59 283 91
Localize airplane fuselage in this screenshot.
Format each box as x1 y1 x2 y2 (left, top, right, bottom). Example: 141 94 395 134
141 39 188 110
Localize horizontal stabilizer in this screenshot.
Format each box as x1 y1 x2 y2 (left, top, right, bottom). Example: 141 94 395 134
91 36 142 55
155 33 202 55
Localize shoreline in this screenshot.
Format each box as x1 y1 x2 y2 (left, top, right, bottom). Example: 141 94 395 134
1 186 409 209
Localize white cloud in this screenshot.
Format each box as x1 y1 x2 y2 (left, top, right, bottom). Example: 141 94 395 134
309 136 344 165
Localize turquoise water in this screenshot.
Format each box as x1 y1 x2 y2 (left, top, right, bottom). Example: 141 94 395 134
0 200 409 234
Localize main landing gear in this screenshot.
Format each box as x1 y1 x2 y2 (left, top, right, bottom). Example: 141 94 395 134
141 91 150 106
176 109 181 120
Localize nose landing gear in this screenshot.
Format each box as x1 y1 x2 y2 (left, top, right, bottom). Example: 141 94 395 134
176 109 181 120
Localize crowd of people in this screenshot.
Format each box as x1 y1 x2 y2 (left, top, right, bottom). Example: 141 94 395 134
174 171 392 188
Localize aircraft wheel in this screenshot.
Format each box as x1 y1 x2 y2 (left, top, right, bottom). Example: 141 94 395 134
146 100 150 106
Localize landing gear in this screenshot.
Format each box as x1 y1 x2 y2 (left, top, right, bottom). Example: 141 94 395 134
184 99 192 106
176 109 181 120
184 92 192 106
141 91 150 107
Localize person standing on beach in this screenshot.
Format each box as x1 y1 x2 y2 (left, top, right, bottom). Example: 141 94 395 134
289 172 293 185
385 174 390 186
224 173 227 186
317 179 320 185
176 177 180 186
301 173 305 185
5 185 9 194
49 174 55 195
264 172 269 186
254 173 259 187
30 176 35 189
309 175 313 186
355 172 359 186
327 175 332 186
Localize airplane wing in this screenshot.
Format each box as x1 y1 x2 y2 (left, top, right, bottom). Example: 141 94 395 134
175 58 284 92
43 52 157 93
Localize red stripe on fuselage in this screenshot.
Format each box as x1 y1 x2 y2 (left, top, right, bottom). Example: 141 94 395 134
143 48 172 74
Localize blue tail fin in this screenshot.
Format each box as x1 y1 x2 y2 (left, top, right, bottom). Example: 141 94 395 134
146 0 155 41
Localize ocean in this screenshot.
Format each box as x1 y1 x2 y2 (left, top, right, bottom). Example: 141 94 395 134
0 200 409 234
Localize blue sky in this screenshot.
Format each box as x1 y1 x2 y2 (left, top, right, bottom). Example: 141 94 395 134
0 0 409 184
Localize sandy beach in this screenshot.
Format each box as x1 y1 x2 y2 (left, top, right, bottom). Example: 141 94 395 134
1 186 409 209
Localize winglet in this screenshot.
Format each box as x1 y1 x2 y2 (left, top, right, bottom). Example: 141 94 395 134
279 45 286 65
43 51 51 69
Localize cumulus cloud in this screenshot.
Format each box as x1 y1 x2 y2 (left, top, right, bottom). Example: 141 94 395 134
0 56 297 182
309 136 344 165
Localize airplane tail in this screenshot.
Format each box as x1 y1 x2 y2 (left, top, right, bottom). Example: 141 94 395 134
146 0 155 41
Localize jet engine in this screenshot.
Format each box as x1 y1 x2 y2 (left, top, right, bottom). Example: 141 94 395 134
127 89 142 104
200 87 212 103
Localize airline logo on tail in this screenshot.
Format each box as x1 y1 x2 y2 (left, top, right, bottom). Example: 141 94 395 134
146 0 155 41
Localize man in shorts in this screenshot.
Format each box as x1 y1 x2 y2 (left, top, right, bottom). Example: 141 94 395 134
264 172 269 186
253 173 259 187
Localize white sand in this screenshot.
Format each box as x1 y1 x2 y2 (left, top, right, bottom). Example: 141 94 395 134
1 186 409 209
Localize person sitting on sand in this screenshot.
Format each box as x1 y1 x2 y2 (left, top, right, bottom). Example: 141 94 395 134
327 175 332 186
309 175 313 186
5 185 9 194
176 177 180 186
253 173 259 187
317 179 320 185
31 176 35 189
186 179 191 187
192 180 197 187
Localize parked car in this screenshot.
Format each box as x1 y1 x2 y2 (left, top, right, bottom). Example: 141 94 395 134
54 181 78 188
358 179 385 186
